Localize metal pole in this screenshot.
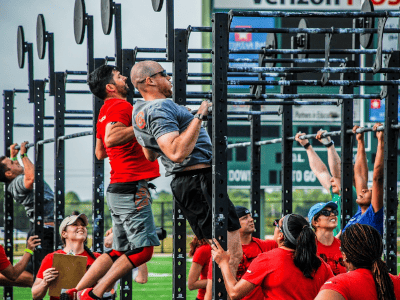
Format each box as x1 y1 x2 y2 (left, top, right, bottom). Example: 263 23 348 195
166 0 174 61
114 4 122 70
383 51 399 274
212 13 229 300
54 72 66 250
33 80 46 275
3 90 14 300
172 28 187 300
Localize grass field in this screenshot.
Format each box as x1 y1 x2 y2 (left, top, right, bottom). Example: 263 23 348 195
2 255 400 299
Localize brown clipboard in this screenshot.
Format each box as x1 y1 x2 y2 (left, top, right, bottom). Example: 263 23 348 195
49 253 87 297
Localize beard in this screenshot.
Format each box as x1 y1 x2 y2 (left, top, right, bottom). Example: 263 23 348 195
117 84 130 98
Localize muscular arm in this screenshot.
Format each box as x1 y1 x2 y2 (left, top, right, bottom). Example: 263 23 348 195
188 262 207 290
305 146 332 191
327 146 341 179
95 138 108 160
1 252 32 281
371 127 384 212
22 157 35 190
156 119 203 163
354 131 368 194
104 122 135 148
141 147 160 162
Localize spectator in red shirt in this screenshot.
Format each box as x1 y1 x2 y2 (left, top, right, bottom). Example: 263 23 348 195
212 214 333 300
32 214 102 300
0 235 39 284
63 65 160 300
205 206 278 300
188 236 211 300
308 202 346 275
316 223 400 300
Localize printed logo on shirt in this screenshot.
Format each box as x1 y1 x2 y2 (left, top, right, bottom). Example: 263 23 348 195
246 270 252 273
135 111 146 129
99 116 106 122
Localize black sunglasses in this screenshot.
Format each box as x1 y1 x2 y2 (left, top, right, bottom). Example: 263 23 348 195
319 209 338 217
138 69 168 83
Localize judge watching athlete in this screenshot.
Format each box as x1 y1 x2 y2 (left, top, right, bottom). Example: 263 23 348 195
211 214 333 300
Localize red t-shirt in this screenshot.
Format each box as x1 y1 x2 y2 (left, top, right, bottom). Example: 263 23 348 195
208 239 278 300
192 244 211 300
96 98 160 184
37 250 101 300
316 238 346 275
0 245 11 271
320 268 400 299
242 248 334 300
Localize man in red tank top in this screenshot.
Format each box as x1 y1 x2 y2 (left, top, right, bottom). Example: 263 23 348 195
63 65 160 300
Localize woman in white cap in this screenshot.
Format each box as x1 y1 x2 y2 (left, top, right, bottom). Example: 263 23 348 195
211 214 333 300
308 202 346 275
32 214 101 300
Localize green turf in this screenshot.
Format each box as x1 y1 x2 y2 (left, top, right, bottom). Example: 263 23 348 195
2 255 400 299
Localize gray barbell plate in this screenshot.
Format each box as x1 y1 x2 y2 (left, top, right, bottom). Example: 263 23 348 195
360 0 375 49
265 32 277 68
17 26 25 69
152 0 164 12
297 19 310 59
36 14 46 60
101 0 113 35
74 0 86 45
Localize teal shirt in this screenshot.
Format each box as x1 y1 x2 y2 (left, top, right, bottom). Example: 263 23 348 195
330 186 358 235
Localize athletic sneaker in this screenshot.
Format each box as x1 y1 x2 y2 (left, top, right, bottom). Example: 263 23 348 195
60 288 77 300
79 288 101 300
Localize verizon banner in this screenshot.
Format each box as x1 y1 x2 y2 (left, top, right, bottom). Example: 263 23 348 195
213 0 400 11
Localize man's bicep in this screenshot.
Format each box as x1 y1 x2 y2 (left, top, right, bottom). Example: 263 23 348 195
105 122 127 138
156 131 180 155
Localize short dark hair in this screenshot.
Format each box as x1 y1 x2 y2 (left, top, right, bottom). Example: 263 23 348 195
0 156 10 183
87 65 119 100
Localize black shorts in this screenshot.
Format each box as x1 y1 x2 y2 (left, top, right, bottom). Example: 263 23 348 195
26 224 54 275
170 167 240 240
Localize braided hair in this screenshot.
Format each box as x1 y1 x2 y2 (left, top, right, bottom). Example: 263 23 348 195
341 224 395 300
281 214 321 279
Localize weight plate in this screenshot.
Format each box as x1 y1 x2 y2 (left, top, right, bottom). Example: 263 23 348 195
36 14 46 59
74 0 86 44
101 0 113 35
360 0 374 49
297 19 310 59
17 26 25 69
152 0 164 12
264 33 277 68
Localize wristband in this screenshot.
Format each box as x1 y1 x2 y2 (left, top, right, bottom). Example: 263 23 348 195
303 142 311 149
11 157 18 161
24 248 34 255
324 141 334 148
20 153 28 158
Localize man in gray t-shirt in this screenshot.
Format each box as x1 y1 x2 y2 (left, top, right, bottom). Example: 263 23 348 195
0 142 54 285
131 60 243 276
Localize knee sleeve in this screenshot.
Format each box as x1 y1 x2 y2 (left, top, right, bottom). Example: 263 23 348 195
125 246 154 268
106 249 125 263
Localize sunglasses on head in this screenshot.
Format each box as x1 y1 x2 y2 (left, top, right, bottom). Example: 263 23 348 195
138 69 168 83
319 209 338 217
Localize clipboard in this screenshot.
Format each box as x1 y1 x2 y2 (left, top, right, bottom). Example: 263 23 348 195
49 253 87 297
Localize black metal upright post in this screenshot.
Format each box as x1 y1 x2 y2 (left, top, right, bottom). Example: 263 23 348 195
212 13 229 300
47 32 55 96
281 38 296 216
339 61 355 229
121 49 134 104
172 28 188 300
87 16 95 74
114 3 122 70
383 51 399 274
92 59 105 254
166 0 174 61
250 56 263 238
54 72 66 250
27 43 34 103
3 90 14 300
33 80 46 275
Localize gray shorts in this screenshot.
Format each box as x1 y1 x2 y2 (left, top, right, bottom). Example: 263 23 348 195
106 180 160 251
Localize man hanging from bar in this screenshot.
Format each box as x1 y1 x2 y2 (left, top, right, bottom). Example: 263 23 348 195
342 123 384 235
0 142 55 287
294 130 358 236
130 60 243 279
62 64 160 300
